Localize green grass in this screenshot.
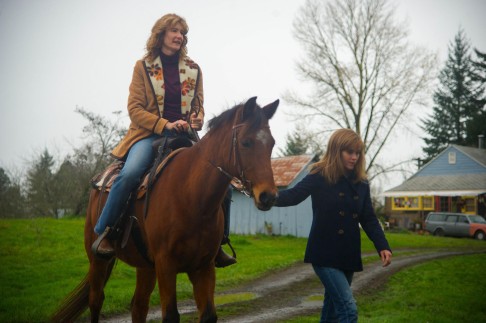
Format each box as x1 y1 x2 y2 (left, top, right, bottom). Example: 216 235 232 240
0 217 308 322
0 217 485 322
285 254 486 323
358 253 486 323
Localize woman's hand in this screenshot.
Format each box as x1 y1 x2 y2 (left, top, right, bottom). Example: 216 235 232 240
380 250 392 267
190 112 203 131
166 120 189 133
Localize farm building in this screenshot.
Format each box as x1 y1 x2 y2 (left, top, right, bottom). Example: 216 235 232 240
229 154 314 237
383 141 486 229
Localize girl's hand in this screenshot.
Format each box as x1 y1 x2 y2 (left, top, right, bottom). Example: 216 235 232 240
380 250 392 267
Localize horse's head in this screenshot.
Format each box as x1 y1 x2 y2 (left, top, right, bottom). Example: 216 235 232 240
207 97 279 211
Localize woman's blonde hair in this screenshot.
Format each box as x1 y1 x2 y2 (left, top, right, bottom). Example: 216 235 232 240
310 128 367 184
144 13 189 62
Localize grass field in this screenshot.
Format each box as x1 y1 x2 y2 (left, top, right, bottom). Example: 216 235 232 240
284 253 486 323
1 217 485 322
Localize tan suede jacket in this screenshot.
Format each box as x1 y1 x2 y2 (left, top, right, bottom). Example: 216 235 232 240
111 58 204 159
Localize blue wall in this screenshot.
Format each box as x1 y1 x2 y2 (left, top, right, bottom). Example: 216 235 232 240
418 146 485 176
230 192 312 237
229 169 313 238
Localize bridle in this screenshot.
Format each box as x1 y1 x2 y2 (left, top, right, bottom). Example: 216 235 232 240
209 123 253 198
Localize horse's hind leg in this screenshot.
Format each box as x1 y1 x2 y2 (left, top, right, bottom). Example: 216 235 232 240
131 267 156 323
87 257 115 323
188 266 217 323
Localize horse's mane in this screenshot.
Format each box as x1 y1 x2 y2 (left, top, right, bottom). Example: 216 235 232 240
207 102 265 133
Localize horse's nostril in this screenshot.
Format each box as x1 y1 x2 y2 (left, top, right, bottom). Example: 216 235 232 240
259 191 276 206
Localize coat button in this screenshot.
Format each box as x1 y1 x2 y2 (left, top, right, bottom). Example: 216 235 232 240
338 229 344 234
339 192 345 197
353 195 359 200
353 213 358 219
339 211 345 216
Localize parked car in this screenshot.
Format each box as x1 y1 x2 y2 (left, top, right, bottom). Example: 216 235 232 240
425 212 486 240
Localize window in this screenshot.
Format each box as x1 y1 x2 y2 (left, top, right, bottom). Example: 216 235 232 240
448 152 456 164
439 197 449 211
446 215 458 223
392 196 431 210
393 197 406 208
422 197 434 210
458 215 468 224
408 197 419 208
428 213 446 221
464 197 476 213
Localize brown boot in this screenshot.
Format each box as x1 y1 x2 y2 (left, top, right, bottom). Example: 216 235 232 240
215 246 236 268
91 227 115 259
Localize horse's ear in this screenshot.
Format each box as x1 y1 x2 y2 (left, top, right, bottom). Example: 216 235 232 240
242 96 258 121
262 99 279 120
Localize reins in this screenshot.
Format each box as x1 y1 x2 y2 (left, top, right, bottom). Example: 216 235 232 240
209 123 253 198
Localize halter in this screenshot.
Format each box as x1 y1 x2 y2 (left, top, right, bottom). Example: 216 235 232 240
209 123 253 198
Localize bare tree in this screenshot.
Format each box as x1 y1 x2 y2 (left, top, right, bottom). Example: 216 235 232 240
286 0 437 181
74 106 126 172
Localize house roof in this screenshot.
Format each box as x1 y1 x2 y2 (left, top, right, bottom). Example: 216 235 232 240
383 173 486 197
416 144 486 176
271 154 314 187
383 144 486 197
453 144 486 167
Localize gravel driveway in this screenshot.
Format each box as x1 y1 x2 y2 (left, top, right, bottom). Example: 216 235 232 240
102 250 482 323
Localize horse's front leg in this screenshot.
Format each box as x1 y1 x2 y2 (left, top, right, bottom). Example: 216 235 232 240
155 261 180 323
188 265 217 323
131 267 156 323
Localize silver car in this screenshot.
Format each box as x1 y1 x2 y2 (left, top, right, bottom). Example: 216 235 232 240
425 212 486 240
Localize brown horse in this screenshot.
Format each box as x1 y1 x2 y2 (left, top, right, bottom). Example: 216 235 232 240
52 97 279 323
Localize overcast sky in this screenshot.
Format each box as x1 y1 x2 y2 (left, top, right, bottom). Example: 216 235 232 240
1 0 485 190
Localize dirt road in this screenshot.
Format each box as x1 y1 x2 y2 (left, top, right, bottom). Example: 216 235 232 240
103 250 482 322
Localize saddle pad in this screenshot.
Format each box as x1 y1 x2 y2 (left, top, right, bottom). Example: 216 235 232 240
90 148 186 199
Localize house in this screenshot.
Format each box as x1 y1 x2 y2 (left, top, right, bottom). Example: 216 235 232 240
383 144 486 229
229 154 314 237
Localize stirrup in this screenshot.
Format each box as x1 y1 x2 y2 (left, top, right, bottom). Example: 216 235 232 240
215 246 237 268
91 227 115 260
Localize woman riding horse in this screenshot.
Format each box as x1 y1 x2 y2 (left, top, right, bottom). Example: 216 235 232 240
52 96 279 322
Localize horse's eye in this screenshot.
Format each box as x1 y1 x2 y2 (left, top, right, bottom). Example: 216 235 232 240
241 139 253 148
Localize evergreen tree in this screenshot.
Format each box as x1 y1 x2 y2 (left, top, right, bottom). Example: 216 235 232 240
26 149 58 217
471 49 486 83
279 126 310 157
279 124 323 160
0 168 25 218
422 29 483 162
468 48 486 146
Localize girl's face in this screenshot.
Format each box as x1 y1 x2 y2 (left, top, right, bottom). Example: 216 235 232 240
341 148 360 172
161 23 184 56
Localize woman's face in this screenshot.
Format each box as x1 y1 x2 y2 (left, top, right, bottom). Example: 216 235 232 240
341 148 360 172
161 23 184 56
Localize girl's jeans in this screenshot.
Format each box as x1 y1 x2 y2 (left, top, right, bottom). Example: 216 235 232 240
312 265 357 323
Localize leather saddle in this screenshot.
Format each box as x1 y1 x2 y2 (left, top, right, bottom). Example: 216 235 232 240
90 135 194 198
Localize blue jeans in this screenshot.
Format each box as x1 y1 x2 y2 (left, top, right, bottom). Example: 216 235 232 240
312 265 357 323
94 135 157 235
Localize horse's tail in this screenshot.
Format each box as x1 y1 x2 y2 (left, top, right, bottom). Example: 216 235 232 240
50 274 90 323
51 258 116 322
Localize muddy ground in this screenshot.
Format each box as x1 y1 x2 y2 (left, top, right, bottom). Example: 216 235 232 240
100 249 483 322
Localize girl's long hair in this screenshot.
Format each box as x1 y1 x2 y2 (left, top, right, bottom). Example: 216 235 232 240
144 13 189 62
310 128 367 184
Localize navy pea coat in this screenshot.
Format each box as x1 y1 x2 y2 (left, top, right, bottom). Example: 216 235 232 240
276 172 391 272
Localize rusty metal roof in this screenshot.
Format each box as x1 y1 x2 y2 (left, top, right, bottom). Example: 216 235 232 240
271 154 314 187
